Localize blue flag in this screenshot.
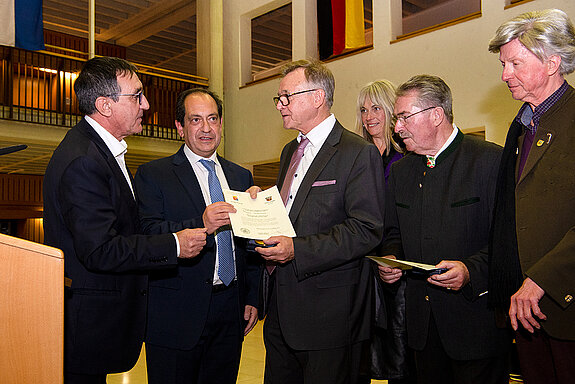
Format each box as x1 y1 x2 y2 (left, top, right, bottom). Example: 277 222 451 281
0 0 45 50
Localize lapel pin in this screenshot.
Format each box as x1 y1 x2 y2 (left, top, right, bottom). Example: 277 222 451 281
536 139 545 147
547 133 553 144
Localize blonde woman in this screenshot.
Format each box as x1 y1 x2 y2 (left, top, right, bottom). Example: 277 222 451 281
357 80 414 384
356 80 404 182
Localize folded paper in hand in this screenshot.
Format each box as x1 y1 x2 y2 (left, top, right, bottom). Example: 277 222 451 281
367 256 440 271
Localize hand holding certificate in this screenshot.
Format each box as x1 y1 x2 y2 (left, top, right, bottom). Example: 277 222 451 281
367 256 447 276
222 186 296 240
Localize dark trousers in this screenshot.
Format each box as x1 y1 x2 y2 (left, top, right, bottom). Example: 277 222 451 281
263 284 363 384
146 284 242 384
64 371 107 384
414 315 508 384
515 328 575 384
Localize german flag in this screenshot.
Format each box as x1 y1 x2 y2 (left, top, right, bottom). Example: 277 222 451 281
318 0 365 60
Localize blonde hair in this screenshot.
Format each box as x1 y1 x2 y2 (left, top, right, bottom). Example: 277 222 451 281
355 80 402 155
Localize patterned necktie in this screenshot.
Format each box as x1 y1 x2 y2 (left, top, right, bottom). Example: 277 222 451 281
199 159 235 286
279 137 310 205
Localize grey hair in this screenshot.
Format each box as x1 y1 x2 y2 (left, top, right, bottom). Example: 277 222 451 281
355 80 402 155
281 60 335 108
396 75 453 124
488 9 575 75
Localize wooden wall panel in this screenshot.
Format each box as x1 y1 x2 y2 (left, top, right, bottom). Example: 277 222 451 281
252 161 280 191
0 174 43 207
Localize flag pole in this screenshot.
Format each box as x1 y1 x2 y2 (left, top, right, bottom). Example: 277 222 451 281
88 0 95 58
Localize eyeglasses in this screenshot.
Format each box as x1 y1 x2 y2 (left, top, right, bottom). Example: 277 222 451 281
273 89 318 106
391 106 436 126
112 90 144 105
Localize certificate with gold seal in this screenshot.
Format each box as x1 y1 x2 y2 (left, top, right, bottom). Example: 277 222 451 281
222 186 296 240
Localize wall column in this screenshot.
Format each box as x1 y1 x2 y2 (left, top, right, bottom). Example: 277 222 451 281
197 0 225 154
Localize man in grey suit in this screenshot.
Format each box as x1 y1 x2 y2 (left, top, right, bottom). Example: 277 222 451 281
377 75 509 384
249 60 385 384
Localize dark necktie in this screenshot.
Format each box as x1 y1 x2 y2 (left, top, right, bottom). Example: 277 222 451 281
199 159 235 286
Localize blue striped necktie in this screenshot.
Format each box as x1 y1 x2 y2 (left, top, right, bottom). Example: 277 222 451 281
199 159 235 286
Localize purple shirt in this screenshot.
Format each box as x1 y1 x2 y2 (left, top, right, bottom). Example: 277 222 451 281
515 80 568 179
383 147 403 183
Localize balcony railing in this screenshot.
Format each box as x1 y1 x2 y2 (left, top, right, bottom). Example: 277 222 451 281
0 46 208 141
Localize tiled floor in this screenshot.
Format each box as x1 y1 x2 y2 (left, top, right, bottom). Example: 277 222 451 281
107 320 387 384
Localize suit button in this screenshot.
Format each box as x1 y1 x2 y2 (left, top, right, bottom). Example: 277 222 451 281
425 295 429 301
140 289 147 296
565 294 573 303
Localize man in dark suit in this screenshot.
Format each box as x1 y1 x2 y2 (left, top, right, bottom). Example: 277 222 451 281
377 75 508 384
43 57 207 384
488 9 575 383
134 88 260 384
250 60 385 384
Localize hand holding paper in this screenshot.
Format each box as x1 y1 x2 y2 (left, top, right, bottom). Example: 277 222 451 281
222 186 296 240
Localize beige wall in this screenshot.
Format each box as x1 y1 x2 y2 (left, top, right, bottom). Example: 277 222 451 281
222 0 575 166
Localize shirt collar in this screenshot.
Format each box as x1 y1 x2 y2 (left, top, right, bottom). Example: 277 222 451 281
428 123 458 161
183 144 220 167
298 114 336 147
85 115 128 158
515 80 568 134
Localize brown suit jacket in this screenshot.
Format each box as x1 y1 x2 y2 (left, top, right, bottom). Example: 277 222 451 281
515 85 575 340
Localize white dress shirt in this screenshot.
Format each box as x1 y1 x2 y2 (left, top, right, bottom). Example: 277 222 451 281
285 113 336 213
183 145 236 285
85 115 135 198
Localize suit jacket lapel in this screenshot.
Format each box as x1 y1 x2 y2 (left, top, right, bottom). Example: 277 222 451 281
172 145 207 213
518 85 575 185
518 126 555 185
288 122 342 222
219 155 243 191
78 119 137 206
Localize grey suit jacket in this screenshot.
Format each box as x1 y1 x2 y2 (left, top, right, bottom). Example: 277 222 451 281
272 120 385 350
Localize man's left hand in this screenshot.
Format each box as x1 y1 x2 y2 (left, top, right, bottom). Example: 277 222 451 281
256 236 294 264
509 277 546 333
243 305 258 335
428 260 470 291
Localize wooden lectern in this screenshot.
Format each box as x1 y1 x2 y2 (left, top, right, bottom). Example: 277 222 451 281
0 233 64 384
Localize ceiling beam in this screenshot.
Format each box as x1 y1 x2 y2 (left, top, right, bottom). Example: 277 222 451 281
97 0 196 46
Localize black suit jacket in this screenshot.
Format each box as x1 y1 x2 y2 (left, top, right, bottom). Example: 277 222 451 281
134 145 260 349
43 118 178 374
383 130 508 360
270 121 385 350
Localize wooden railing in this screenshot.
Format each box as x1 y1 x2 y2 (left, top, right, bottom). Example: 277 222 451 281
0 46 208 141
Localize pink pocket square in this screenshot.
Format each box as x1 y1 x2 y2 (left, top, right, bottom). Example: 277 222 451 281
312 180 337 187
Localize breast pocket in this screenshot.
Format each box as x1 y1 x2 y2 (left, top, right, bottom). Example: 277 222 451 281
300 182 342 234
